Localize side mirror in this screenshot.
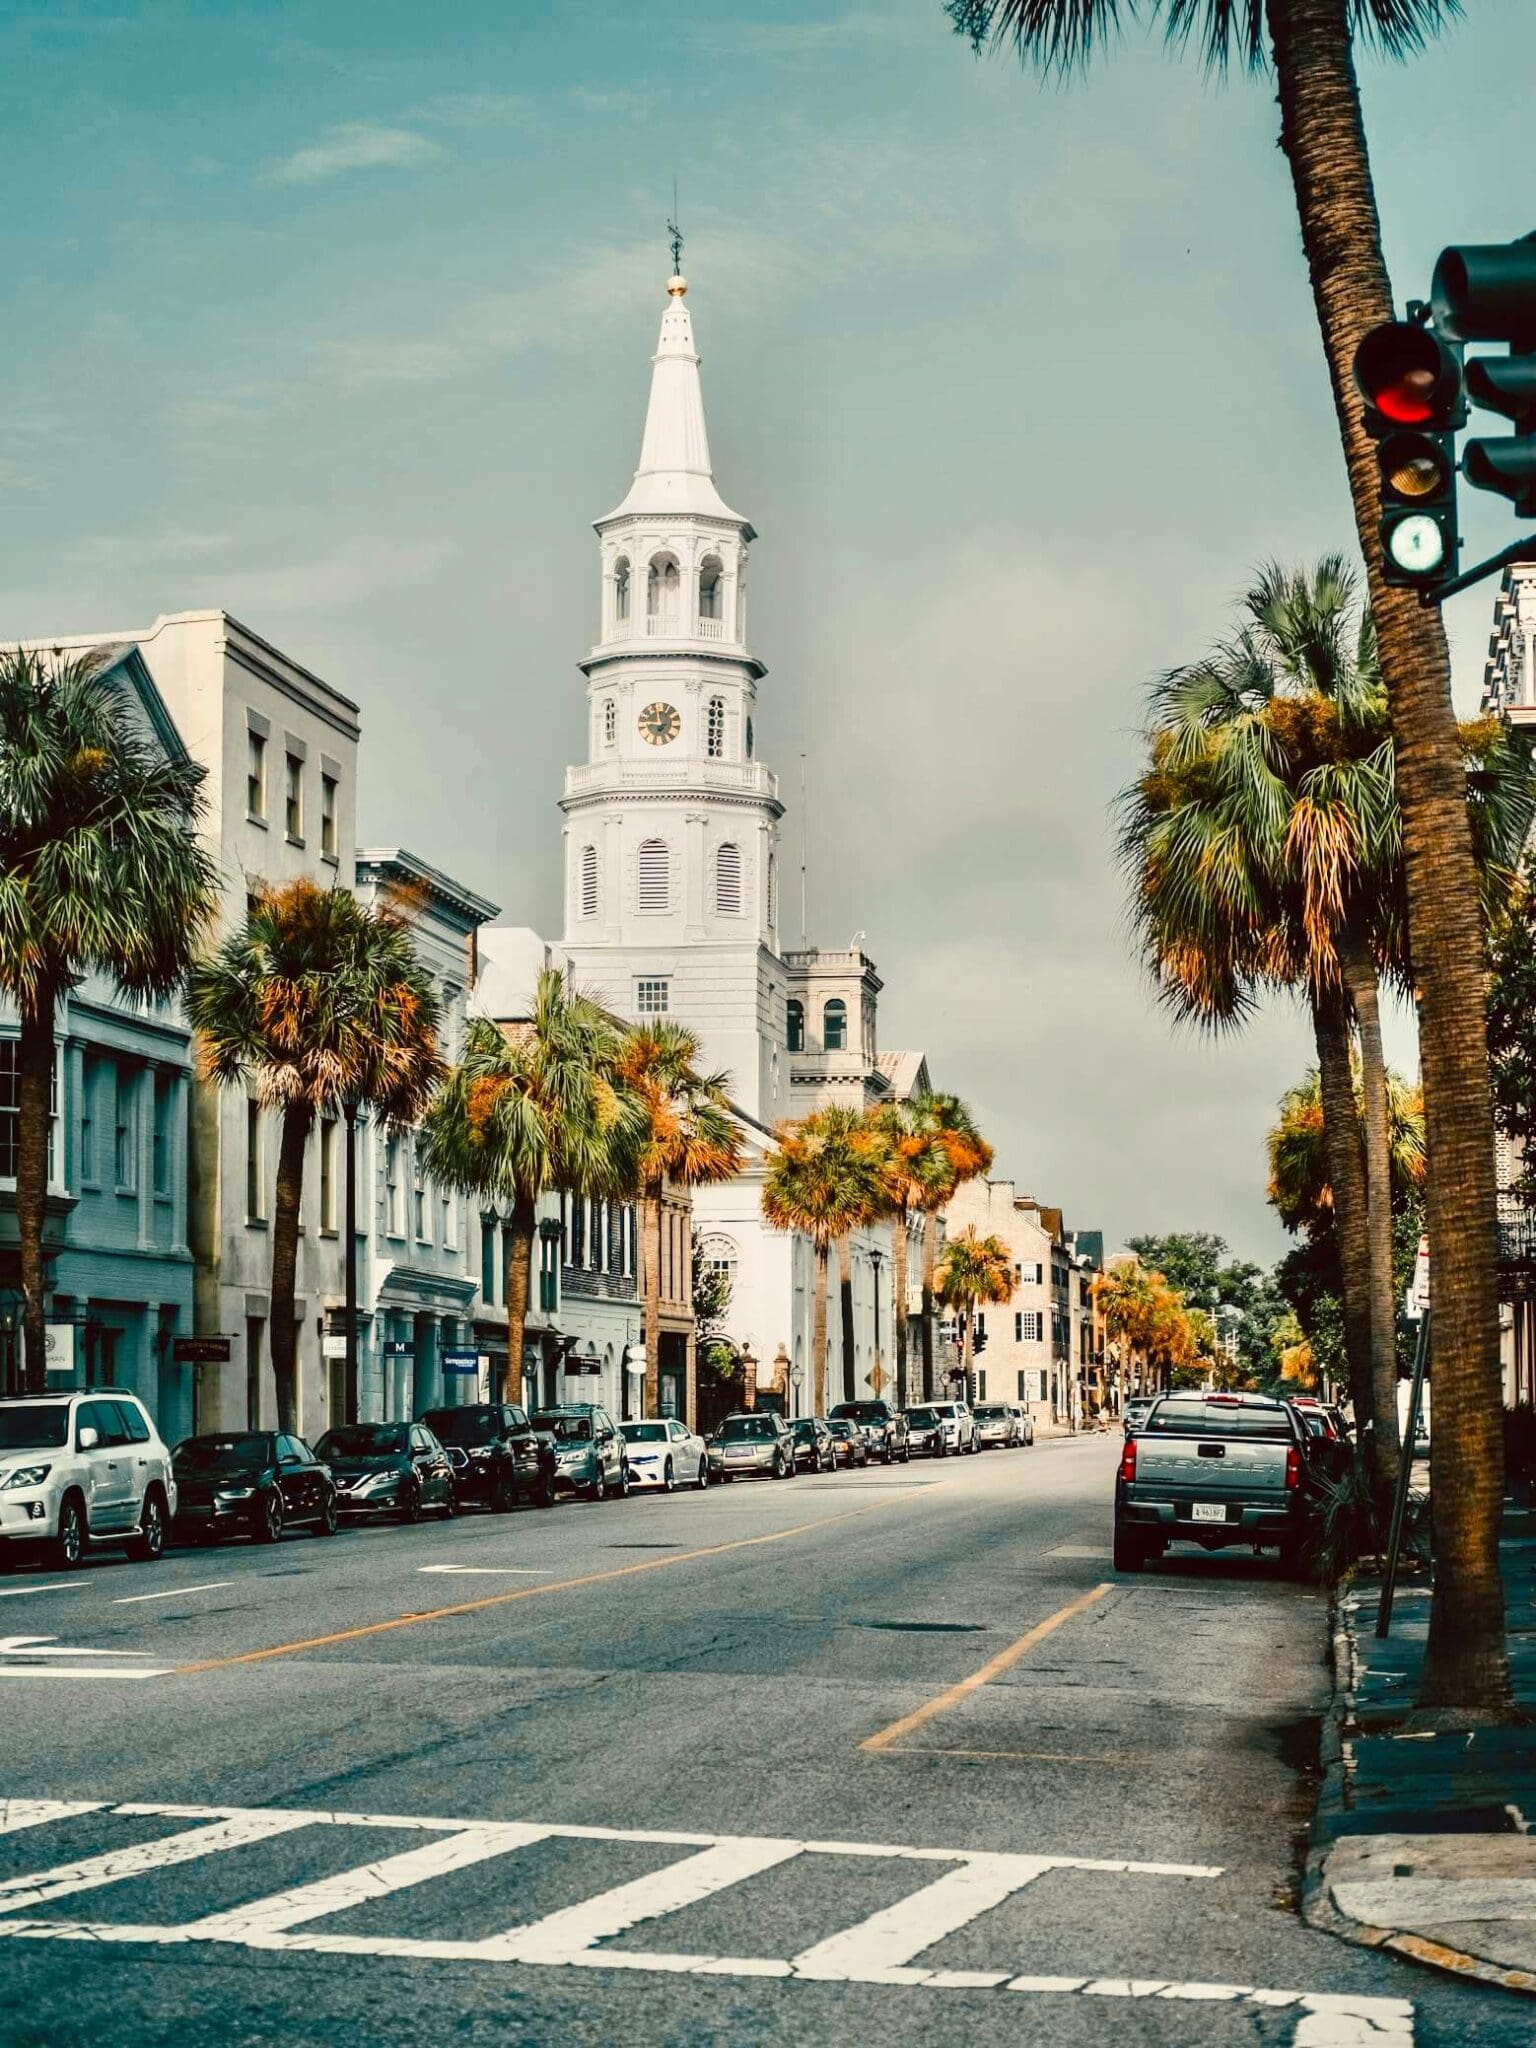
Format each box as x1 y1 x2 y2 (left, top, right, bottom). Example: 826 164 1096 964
77 1426 99 1450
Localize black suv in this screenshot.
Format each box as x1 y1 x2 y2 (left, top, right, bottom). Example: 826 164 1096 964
419 1403 556 1513
828 1400 910 1464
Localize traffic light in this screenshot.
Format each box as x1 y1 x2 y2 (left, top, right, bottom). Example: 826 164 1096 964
1433 238 1536 515
1352 320 1463 590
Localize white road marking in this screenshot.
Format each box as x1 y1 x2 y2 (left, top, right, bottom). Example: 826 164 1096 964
0 1583 85 1600
113 1583 233 1606
0 1634 173 1680
0 1793 1417 2043
1045 1545 1113 1559
0 1667 173 1681
0 1635 156 1659
415 1566 551 1577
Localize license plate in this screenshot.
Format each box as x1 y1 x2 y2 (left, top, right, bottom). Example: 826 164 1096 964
1191 1502 1227 1523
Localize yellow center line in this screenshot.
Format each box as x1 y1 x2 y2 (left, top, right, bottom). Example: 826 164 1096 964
860 1581 1114 1753
176 1494 911 1675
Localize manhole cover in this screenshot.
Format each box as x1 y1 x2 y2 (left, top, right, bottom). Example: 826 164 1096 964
850 1619 986 1634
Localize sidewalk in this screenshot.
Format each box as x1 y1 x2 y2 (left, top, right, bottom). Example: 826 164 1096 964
1306 1503 1536 1994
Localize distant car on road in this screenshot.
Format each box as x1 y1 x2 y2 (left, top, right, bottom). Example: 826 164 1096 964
421 1402 555 1513
927 1401 979 1455
903 1405 947 1456
708 1412 795 1481
1122 1397 1156 1436
532 1405 629 1501
1113 1392 1313 1576
174 1430 336 1547
0 1390 176 1569
619 1417 708 1491
1006 1402 1036 1446
973 1402 1020 1448
315 1421 456 1523
790 1417 837 1473
826 1418 870 1468
827 1400 910 1464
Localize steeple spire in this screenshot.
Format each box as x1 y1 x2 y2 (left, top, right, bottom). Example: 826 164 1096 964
606 267 743 523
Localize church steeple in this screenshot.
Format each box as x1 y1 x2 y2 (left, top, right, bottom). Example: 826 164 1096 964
606 272 744 524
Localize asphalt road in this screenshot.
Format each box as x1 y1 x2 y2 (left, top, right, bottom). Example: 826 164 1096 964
0 1436 1522 2046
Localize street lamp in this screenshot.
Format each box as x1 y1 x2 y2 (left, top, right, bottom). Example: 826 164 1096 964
344 1095 360 1424
868 1246 884 1394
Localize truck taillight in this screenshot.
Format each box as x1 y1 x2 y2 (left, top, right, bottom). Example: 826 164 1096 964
1285 1445 1301 1490
1119 1438 1136 1483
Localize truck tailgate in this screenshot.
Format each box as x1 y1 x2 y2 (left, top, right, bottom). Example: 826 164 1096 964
1132 1438 1290 1501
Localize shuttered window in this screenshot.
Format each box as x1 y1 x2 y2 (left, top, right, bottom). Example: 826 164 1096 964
637 839 670 913
580 844 599 918
715 842 742 915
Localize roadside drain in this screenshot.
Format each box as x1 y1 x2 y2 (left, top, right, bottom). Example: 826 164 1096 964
606 1543 682 1551
851 1619 986 1634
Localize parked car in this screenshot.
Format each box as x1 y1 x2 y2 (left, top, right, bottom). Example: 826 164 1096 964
1006 1402 1036 1446
707 1412 795 1481
828 1400 910 1464
1113 1391 1313 1576
315 1421 456 1523
1122 1396 1156 1436
826 1418 870 1468
972 1402 1020 1448
421 1402 555 1513
0 1390 176 1568
903 1405 947 1457
927 1401 979 1454
790 1417 837 1473
174 1430 336 1546
531 1404 629 1501
619 1417 709 1491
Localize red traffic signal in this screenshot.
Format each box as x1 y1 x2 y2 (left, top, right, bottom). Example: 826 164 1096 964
1353 323 1462 427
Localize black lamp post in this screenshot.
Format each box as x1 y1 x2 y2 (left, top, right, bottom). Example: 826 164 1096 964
868 1246 884 1397
344 1096 360 1424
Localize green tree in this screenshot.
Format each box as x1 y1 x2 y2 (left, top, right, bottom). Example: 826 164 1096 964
935 1228 1016 1387
614 1022 742 1417
762 1107 882 1414
951 0 1515 1716
0 649 219 1387
1487 873 1536 1205
868 1098 945 1409
419 971 628 1405
911 1093 994 1400
190 880 442 1429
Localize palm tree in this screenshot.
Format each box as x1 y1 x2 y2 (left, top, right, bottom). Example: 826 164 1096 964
190 881 442 1429
869 1098 944 1408
761 1107 881 1414
0 648 218 1387
912 1093 994 1400
615 1021 742 1418
419 970 631 1406
950 0 1510 1717
1268 1064 1425 1238
935 1228 1015 1390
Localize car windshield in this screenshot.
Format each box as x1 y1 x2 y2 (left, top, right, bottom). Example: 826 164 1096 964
791 1420 817 1438
0 1404 71 1452
621 1423 667 1443
719 1417 776 1442
173 1433 270 1474
827 1420 854 1436
831 1403 886 1423
316 1425 407 1459
534 1413 592 1442
906 1408 937 1425
975 1405 1007 1420
1145 1401 1291 1440
422 1408 500 1448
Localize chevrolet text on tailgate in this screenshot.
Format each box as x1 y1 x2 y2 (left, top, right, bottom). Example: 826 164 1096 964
1113 1392 1309 1577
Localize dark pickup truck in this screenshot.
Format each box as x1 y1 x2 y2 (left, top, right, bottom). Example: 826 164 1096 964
1113 1392 1312 1576
419 1402 557 1513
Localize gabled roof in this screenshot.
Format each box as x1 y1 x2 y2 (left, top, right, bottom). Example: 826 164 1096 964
875 1050 930 1101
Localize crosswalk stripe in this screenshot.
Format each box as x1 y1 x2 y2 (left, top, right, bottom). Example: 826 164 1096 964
0 1800 107 1837
792 1852 1053 1983
0 1811 317 1916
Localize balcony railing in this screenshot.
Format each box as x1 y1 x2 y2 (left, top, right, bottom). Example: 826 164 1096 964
602 614 735 645
697 616 724 638
564 759 780 801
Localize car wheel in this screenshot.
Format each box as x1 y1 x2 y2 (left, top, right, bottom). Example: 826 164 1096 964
1112 1523 1145 1574
492 1471 517 1514
901 1442 911 1463
883 1443 894 1465
663 1460 676 1494
696 1457 709 1490
612 1466 631 1501
51 1491 86 1571
400 1480 423 1525
127 1486 167 1563
441 1485 458 1519
583 1472 602 1501
314 1494 339 1537
255 1491 284 1545
536 1467 557 1510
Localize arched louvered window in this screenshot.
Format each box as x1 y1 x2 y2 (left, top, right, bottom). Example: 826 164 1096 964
706 696 725 759
715 842 742 916
823 997 847 1051
603 699 616 745
637 838 670 914
580 844 599 919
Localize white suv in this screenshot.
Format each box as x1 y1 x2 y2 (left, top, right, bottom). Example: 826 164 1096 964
0 1391 177 1568
929 1401 979 1454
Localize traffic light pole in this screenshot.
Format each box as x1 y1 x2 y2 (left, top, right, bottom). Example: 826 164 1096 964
1419 534 1536 605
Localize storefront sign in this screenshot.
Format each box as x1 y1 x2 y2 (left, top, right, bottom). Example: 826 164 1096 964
442 1349 480 1376
321 1334 348 1359
171 1336 231 1365
44 1324 76 1375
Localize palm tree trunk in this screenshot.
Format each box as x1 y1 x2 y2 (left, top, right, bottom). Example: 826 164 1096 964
812 1240 830 1416
16 996 56 1393
642 1185 664 1418
1267 0 1510 1716
920 1211 938 1400
892 1209 910 1409
1342 939 1404 1499
502 1191 536 1406
1313 998 1376 1447
837 1232 856 1403
268 1103 311 1434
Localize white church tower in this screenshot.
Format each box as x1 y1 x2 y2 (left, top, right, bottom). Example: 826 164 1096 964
560 263 786 1124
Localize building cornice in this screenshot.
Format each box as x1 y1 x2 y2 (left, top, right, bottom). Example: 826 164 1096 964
559 787 785 822
356 847 501 929
579 647 768 683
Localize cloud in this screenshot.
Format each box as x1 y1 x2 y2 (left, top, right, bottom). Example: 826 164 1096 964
410 90 531 129
260 122 445 187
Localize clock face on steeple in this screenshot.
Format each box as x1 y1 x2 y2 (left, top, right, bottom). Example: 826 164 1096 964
639 701 681 746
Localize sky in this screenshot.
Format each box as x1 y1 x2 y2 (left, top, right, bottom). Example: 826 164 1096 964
2 0 1533 1264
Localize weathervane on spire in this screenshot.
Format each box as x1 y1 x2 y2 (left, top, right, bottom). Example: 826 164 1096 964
666 182 687 295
